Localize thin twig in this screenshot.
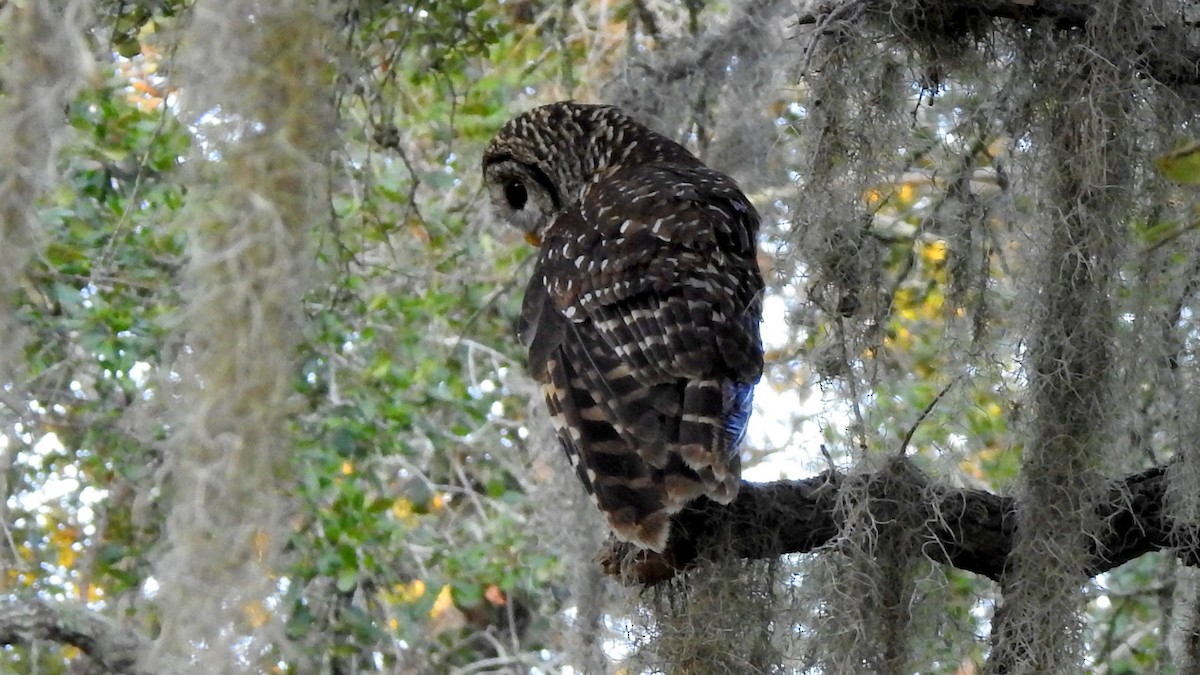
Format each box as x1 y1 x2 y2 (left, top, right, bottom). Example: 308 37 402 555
897 374 963 458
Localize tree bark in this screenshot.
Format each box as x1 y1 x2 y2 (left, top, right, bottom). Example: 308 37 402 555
797 0 1200 87
599 459 1192 585
2 461 1194 661
0 596 145 673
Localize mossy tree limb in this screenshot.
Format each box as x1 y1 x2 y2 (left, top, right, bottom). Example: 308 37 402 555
2 460 1191 664
599 460 1188 585
0 597 146 674
797 0 1200 87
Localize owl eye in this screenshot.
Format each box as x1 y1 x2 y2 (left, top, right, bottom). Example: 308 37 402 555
504 179 528 210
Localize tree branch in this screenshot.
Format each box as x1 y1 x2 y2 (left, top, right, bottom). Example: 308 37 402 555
796 0 1200 87
599 460 1194 585
0 596 146 673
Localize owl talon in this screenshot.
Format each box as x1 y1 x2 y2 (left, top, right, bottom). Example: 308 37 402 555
595 536 680 586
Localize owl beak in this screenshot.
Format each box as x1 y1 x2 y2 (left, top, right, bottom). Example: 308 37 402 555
524 232 542 246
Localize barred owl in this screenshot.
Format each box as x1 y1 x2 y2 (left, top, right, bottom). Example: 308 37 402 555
483 102 763 552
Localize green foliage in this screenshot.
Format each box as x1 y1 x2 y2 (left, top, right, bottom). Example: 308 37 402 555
1 58 187 670
4 2 1197 673
1158 141 1200 186
3 0 560 669
249 2 574 668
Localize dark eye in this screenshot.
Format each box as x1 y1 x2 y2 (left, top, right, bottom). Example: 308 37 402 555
504 179 528 210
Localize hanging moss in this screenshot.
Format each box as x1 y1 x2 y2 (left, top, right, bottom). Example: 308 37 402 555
146 2 336 671
0 1 93 383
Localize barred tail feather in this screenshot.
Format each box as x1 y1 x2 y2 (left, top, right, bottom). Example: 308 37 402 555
544 353 676 552
678 379 747 505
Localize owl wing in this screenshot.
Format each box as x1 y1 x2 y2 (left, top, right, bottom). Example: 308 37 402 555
519 162 763 551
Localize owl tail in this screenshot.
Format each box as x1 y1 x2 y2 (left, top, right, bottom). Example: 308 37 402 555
545 351 676 552
676 379 748 505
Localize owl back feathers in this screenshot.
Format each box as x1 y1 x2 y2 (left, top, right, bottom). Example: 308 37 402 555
491 102 764 552
520 163 762 551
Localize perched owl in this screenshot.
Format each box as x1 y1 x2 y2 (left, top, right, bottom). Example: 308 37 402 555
483 102 763 552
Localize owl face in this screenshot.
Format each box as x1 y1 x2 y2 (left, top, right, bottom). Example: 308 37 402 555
482 103 621 244
482 153 563 244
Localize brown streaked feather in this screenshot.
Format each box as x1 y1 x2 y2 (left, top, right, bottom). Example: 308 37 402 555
500 103 763 552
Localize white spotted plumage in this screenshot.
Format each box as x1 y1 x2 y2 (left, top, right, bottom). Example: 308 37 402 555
483 102 764 552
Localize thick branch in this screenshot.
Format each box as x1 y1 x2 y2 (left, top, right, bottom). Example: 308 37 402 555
600 462 1191 584
797 0 1200 87
0 597 146 673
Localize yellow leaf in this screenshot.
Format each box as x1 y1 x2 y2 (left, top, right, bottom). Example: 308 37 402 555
429 584 454 619
244 600 271 629
925 290 944 314
253 529 271 561
959 458 984 480
430 493 446 511
49 525 80 552
49 525 80 570
427 584 466 636
898 183 915 204
340 460 353 475
394 579 426 603
392 498 417 525
919 239 947 264
894 286 918 308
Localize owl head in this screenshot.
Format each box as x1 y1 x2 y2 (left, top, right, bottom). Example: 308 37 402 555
483 102 687 244
481 144 563 246
482 102 608 243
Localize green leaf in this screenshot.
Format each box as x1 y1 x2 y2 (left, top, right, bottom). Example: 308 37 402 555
336 568 358 593
1156 141 1200 185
